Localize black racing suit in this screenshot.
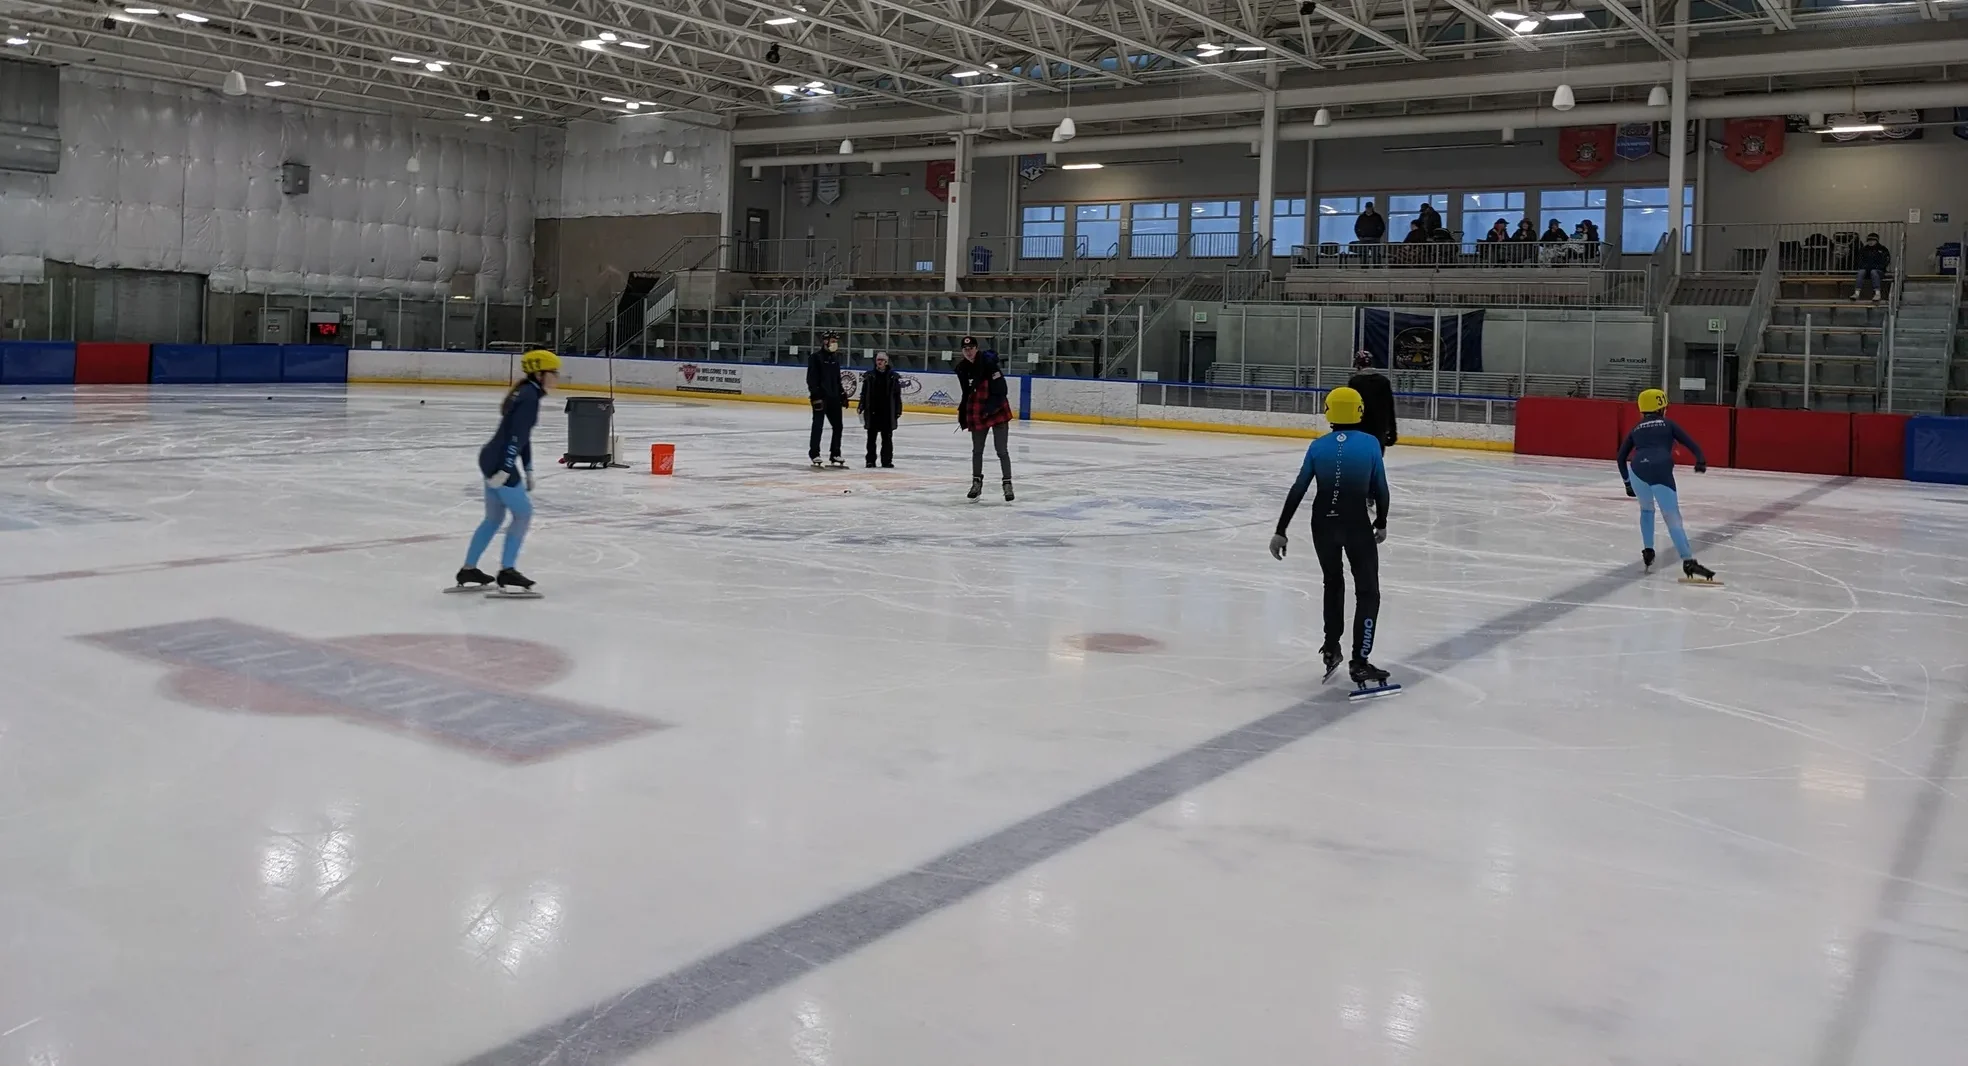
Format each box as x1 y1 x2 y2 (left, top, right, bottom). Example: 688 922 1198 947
1276 426 1391 662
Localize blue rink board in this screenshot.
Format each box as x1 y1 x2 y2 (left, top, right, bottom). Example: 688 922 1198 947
1906 416 1968 485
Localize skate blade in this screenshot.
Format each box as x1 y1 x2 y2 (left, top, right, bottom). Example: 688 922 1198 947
488 588 543 599
443 584 492 594
1321 664 1342 684
1348 683 1402 701
1676 577 1724 587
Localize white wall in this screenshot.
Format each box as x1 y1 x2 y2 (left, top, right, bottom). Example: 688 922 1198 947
534 116 730 222
0 70 535 297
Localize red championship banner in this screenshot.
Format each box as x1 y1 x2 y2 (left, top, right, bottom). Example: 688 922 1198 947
1724 117 1785 172
926 160 955 202
1558 126 1614 178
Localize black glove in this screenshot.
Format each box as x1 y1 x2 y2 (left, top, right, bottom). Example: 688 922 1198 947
1373 523 1387 545
1625 481 1637 498
811 399 823 411
1694 460 1708 474
1269 533 1288 560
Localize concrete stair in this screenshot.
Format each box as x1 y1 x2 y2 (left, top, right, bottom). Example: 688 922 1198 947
1889 280 1953 414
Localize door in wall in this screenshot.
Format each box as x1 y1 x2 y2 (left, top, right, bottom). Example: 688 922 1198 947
1179 330 1219 383
909 210 946 274
1680 343 1735 405
851 211 901 274
743 208 769 272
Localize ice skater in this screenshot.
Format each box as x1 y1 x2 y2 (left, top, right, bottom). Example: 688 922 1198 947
955 335 1014 501
858 351 904 468
1268 387 1397 699
1346 349 1398 450
808 332 847 467
1618 388 1718 584
452 349 559 597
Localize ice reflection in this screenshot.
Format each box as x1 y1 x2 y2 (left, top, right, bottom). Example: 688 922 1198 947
790 1000 832 1066
461 883 565 976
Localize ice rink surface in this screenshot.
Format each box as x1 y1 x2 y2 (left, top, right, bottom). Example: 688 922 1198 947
2 384 1967 1066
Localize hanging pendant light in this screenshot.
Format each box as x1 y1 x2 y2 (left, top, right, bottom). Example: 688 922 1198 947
222 70 247 96
838 138 854 155
1551 83 1576 111
662 149 676 165
1646 85 1669 107
1313 107 1331 127
1052 116 1076 143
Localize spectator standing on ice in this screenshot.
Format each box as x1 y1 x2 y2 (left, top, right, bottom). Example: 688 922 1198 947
858 351 904 468
1346 351 1399 450
955 335 1014 501
807 332 847 467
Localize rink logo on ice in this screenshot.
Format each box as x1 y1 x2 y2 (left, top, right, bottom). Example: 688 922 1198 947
0 492 141 532
81 619 663 763
676 364 741 394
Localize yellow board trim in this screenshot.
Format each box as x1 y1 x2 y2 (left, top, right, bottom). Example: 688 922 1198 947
347 378 1514 453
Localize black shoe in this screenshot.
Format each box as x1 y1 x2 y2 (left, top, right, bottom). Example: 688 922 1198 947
866 459 877 468
881 462 894 469
1320 644 1344 682
454 566 494 588
967 477 983 500
1002 478 1015 502
1348 658 1390 687
1642 548 1656 571
1682 558 1716 582
496 567 535 591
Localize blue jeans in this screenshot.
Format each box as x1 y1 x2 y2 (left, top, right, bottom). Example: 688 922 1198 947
465 483 532 571
1632 479 1693 560
1855 268 1884 295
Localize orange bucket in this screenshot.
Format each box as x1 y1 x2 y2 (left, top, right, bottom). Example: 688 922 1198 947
650 443 675 475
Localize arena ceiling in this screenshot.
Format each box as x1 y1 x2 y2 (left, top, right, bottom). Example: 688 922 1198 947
0 0 1958 129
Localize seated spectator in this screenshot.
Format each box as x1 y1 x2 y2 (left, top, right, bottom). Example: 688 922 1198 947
1483 219 1510 243
1511 220 1537 242
1402 219 1429 244
1541 219 1570 243
1582 220 1602 245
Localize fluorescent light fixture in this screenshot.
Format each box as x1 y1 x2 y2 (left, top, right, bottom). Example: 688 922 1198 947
619 41 649 48
987 62 999 68
124 6 161 13
601 95 626 103
806 86 833 95
1827 123 1885 133
1234 44 1267 51
480 115 492 122
625 101 640 109
424 62 444 72
264 79 286 87
578 39 606 50
1547 10 1588 19
1060 162 1103 170
389 55 419 63
109 13 141 22
4 37 27 45
765 16 799 24
639 101 658 106
465 113 479 118
770 85 799 95
1490 9 1525 19
597 31 618 41
512 115 524 120
1513 19 1540 32
951 70 982 78
804 80 825 88
175 11 209 21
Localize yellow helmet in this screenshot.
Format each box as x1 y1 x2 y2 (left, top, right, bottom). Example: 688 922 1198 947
521 349 562 376
1637 388 1668 413
1325 386 1365 426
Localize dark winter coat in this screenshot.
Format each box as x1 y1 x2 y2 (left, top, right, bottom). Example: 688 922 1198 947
1417 204 1443 233
1354 209 1386 243
1856 241 1892 272
1347 369 1398 449
858 365 904 431
807 348 845 405
955 350 1012 431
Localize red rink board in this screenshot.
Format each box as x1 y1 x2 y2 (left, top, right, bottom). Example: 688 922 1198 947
1850 412 1910 480
74 342 151 384
1514 397 1625 460
1619 402 1733 468
1735 408 1852 476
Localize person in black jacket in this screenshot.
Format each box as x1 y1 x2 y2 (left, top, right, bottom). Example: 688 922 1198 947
1854 232 1891 302
1346 350 1398 450
858 351 904 468
1354 202 1385 264
807 332 846 467
955 335 1014 501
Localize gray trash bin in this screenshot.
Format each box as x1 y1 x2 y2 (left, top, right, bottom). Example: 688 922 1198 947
564 396 615 468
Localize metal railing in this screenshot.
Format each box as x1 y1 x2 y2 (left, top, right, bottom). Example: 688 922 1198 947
1693 222 1907 276
1644 228 1680 313
1731 240 1784 406
1287 240 1616 270
738 237 844 276
570 235 730 355
847 236 947 276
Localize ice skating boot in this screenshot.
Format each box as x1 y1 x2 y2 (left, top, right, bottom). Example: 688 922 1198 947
866 458 876 469
829 457 847 468
1320 644 1344 683
1642 548 1656 572
1002 478 1015 502
445 566 495 593
492 568 542 598
811 457 823 468
1347 658 1401 701
1680 558 1721 586
967 476 983 500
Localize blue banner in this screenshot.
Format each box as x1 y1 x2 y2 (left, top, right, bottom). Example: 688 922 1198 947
1353 309 1484 373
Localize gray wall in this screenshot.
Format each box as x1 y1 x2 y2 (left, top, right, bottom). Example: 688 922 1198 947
533 213 721 307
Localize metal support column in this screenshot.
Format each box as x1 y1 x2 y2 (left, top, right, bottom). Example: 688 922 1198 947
944 134 973 294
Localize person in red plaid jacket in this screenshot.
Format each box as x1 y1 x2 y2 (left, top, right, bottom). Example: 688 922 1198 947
955 335 1014 501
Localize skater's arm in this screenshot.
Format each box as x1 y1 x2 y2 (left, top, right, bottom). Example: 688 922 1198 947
1616 430 1635 484
1274 444 1318 535
1668 419 1707 470
507 386 539 474
1370 452 1390 527
806 356 821 400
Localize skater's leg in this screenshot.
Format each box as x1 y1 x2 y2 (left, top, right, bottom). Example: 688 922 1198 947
1343 529 1382 662
970 429 987 478
1652 484 1695 559
880 427 893 466
991 422 1011 480
465 487 508 569
1310 524 1346 652
827 403 844 460
496 485 533 570
1631 479 1659 552
809 406 825 460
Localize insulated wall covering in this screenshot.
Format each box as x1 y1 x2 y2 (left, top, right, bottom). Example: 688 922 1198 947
0 70 534 297
534 115 729 219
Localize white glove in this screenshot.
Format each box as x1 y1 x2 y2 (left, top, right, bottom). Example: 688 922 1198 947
1269 533 1288 560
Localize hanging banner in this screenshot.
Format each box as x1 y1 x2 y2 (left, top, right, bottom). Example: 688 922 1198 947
1723 117 1785 171
925 159 955 202
1614 123 1654 161
1821 109 1924 144
1352 309 1486 373
1558 126 1614 178
794 164 815 207
815 161 841 205
1653 120 1698 158
1017 154 1048 183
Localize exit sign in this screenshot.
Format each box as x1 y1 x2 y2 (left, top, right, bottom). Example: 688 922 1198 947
1707 317 1727 332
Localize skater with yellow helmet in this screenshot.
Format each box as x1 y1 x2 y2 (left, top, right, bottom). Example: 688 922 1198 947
1269 386 1398 699
1618 388 1717 584
450 349 560 597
